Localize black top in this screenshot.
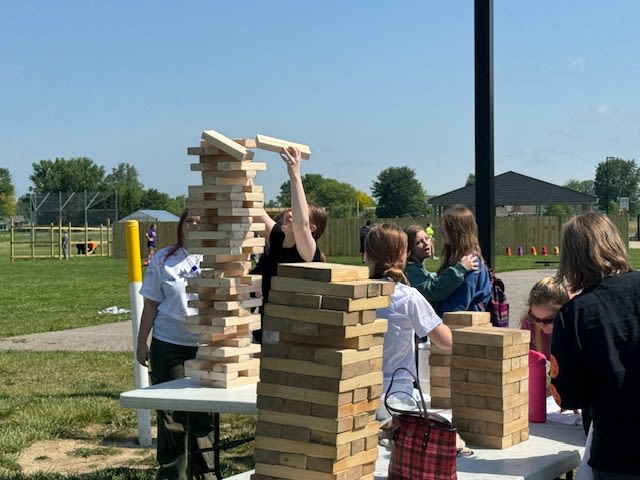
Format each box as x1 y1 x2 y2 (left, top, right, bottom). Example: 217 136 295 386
551 271 640 474
251 223 320 303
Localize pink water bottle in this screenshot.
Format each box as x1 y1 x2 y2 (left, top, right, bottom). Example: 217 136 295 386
528 350 547 423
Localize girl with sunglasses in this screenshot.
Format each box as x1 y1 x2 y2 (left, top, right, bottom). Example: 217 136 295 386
519 276 570 360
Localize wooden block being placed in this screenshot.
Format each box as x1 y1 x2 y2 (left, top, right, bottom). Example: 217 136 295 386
234 138 257 148
277 263 370 282
255 133 311 159
201 130 249 160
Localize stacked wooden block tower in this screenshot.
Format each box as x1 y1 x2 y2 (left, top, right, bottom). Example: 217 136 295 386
451 326 531 448
429 311 491 408
251 262 391 480
183 129 267 388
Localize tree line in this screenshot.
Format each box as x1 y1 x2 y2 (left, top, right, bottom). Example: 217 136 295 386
1 156 638 221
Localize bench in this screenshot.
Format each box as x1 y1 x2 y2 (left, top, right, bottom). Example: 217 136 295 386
535 259 559 267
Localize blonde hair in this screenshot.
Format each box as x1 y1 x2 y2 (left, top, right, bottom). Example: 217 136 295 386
557 213 630 291
365 224 409 284
526 276 569 311
437 205 482 275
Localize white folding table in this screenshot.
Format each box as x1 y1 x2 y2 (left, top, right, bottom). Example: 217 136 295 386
121 378 586 480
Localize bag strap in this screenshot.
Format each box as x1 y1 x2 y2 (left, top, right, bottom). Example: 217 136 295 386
384 367 433 446
385 367 429 412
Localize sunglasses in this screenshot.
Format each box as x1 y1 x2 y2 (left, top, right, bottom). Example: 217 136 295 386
528 309 555 325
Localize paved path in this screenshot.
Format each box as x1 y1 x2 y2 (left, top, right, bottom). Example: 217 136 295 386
0 269 558 352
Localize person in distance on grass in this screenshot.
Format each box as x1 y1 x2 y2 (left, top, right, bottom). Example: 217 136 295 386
144 223 157 267
364 224 452 421
250 145 328 343
136 209 214 480
550 212 640 478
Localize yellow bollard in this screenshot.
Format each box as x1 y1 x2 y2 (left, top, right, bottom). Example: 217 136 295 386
125 220 151 447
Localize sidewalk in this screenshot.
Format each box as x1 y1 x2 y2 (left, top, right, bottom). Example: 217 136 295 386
0 269 558 352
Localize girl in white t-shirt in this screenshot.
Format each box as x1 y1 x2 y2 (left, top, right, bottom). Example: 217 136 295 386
364 224 453 420
136 209 214 479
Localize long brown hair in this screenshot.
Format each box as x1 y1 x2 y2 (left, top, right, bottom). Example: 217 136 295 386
163 208 192 263
557 212 630 291
365 224 409 284
404 224 424 262
308 203 328 240
437 205 482 275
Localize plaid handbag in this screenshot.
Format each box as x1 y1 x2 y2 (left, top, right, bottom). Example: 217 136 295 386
385 367 457 480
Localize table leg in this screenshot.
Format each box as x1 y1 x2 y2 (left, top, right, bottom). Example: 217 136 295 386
214 412 222 480
186 412 193 480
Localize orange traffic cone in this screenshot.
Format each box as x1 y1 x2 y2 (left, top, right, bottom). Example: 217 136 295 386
541 245 548 256
506 246 512 256
530 245 538 256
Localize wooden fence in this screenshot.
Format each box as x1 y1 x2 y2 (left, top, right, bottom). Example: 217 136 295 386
9 222 113 260
110 214 630 259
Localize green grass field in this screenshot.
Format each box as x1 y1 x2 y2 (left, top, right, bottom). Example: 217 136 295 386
1 230 637 479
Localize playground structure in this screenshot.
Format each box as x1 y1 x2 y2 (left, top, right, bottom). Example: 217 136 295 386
8 221 112 260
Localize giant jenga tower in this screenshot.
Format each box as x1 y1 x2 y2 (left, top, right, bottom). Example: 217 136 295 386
429 311 491 408
451 326 531 448
183 130 267 387
251 262 390 480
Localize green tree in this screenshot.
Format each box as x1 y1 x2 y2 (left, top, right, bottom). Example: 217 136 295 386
166 195 187 216
140 188 171 210
0 168 17 217
565 179 595 196
372 166 429 218
30 157 106 193
465 173 476 186
276 174 360 218
102 163 144 218
542 204 574 216
594 157 640 214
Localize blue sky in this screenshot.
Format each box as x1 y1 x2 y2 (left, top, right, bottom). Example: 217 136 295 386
2 1 638 203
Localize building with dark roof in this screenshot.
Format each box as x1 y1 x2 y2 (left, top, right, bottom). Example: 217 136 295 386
428 171 596 215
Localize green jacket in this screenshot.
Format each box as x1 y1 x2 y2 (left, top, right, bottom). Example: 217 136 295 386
404 260 467 307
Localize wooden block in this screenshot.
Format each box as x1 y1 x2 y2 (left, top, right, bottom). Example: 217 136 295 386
442 311 492 327
198 374 259 388
255 133 311 159
201 129 248 159
457 428 528 449
320 295 390 312
255 436 339 459
257 409 352 434
268 290 323 309
233 137 257 148
271 277 373 299
315 346 384 368
452 326 531 347
430 397 451 409
264 304 360 327
452 354 525 373
452 404 528 424
450 377 522 398
277 262 370 282
453 342 530 360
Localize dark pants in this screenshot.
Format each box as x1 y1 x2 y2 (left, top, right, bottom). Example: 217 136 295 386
593 472 640 480
150 338 215 480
